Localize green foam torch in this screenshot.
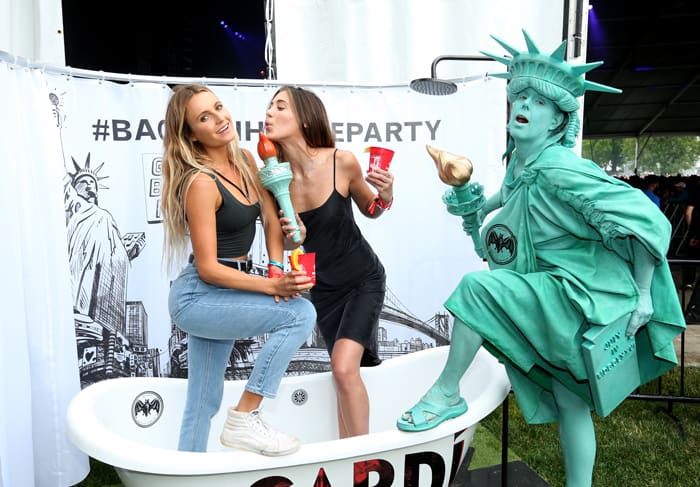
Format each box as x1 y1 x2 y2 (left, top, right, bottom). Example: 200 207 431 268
426 144 486 258
257 132 300 243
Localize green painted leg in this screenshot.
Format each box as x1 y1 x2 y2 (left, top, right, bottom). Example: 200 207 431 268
397 318 482 431
552 379 596 487
433 318 483 396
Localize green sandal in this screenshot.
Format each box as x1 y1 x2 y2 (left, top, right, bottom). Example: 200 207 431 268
396 396 468 432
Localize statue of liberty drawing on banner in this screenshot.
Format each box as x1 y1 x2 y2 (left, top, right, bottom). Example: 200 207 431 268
63 152 146 386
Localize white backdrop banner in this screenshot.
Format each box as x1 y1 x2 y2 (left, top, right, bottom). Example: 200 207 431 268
44 74 507 387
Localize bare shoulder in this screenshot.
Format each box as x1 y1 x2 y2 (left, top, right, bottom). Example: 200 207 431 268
189 170 214 183
186 171 216 194
181 171 219 209
333 148 361 171
333 148 366 195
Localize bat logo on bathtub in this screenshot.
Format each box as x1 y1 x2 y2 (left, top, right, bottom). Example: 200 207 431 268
131 391 164 428
136 399 160 415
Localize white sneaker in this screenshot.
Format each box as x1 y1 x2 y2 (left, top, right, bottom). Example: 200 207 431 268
220 407 300 456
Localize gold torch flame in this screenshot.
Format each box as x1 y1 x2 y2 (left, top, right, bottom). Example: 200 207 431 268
426 144 473 187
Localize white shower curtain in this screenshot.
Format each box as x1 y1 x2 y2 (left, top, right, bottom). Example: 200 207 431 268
0 62 88 486
273 0 565 83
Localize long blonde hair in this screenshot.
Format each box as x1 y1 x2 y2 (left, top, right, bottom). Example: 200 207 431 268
161 84 263 274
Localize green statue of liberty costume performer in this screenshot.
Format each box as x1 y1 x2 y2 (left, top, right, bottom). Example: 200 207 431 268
397 30 686 487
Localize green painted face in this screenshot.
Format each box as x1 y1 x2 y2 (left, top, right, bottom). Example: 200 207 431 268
506 88 562 144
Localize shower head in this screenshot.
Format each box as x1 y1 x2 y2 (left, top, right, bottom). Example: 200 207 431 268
410 54 492 96
410 78 458 96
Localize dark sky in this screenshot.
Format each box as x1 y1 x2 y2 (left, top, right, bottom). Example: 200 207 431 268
61 0 267 79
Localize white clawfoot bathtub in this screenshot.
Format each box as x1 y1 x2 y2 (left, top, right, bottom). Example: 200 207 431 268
66 346 509 487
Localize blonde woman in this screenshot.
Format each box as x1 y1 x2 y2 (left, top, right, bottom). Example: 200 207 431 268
161 84 316 455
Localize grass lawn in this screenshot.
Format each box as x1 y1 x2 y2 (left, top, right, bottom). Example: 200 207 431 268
478 365 700 487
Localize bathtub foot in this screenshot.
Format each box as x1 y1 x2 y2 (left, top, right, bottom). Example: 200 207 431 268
396 396 468 432
220 407 300 456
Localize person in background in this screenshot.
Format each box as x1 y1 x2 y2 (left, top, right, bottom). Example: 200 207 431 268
264 85 394 439
161 84 317 455
641 174 661 207
667 180 688 204
684 178 700 239
682 177 700 321
397 31 685 487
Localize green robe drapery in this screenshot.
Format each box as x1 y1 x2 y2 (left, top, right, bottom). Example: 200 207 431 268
445 144 685 424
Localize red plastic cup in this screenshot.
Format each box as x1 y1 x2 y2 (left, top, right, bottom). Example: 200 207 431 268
366 146 394 173
289 252 316 284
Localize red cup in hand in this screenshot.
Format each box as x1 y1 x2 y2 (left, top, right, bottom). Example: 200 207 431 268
289 249 316 285
365 146 394 173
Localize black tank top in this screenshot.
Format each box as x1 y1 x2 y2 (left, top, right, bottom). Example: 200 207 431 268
299 150 381 289
211 174 260 257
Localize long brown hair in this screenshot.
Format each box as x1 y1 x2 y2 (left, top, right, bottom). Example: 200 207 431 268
160 84 263 274
270 86 335 161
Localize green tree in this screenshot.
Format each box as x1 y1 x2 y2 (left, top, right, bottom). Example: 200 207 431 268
583 135 700 176
636 135 700 175
582 138 633 173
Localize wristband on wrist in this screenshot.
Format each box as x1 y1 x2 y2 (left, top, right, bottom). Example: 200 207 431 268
376 194 393 210
268 259 284 270
367 194 393 216
267 264 284 278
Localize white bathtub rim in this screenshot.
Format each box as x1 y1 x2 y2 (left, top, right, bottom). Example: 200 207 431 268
66 347 511 475
67 393 504 476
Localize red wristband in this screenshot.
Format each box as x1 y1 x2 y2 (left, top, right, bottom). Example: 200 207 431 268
376 194 393 210
267 264 284 278
368 194 393 215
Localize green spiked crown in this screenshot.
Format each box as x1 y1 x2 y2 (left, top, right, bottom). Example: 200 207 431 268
481 29 620 150
480 29 621 100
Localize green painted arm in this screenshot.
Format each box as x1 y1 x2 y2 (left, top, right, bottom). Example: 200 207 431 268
626 238 656 336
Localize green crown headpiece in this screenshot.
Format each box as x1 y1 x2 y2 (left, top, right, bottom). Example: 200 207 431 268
480 29 621 99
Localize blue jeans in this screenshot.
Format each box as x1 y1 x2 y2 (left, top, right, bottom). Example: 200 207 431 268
169 263 316 452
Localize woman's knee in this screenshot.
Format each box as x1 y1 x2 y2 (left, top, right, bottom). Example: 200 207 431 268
269 299 316 344
331 362 361 387
330 347 363 386
294 298 317 333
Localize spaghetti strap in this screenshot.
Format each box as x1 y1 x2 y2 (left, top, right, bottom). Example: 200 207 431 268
332 148 338 190
212 170 250 202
